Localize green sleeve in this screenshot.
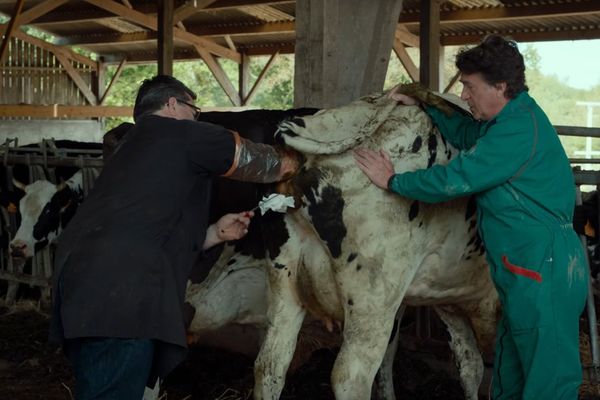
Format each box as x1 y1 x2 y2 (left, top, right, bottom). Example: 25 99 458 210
388 115 534 203
425 106 485 150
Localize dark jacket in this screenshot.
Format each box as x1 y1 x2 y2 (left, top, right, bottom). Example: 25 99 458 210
50 114 235 379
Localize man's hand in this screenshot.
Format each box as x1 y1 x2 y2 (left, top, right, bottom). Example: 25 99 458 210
387 84 419 105
203 211 254 249
353 148 395 190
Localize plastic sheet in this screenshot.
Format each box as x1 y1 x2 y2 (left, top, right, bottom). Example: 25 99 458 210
224 137 299 183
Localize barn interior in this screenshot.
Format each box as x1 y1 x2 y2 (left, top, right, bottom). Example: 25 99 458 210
1 1 600 399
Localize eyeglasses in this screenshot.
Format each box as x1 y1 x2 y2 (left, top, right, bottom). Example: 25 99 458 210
175 98 201 120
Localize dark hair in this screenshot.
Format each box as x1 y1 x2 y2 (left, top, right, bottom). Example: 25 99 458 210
133 75 196 122
456 35 528 99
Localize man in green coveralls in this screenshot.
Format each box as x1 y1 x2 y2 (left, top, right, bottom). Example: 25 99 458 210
354 35 588 399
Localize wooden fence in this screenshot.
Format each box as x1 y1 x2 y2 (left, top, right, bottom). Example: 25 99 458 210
0 36 94 112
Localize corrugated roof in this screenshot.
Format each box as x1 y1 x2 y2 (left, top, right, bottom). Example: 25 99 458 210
0 0 598 63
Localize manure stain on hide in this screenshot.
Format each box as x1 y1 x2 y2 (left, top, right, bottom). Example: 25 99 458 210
347 253 358 263
347 299 354 306
274 263 286 270
408 201 419 221
356 264 362 271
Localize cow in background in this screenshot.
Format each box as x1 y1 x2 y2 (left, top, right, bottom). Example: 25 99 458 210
574 190 600 279
252 92 500 400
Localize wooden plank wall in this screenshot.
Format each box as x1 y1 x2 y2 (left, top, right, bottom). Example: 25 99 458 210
0 36 93 117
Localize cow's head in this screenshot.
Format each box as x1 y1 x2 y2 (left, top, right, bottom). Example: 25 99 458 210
10 171 83 259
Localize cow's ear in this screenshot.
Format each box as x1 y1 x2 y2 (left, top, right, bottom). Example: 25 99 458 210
12 178 27 192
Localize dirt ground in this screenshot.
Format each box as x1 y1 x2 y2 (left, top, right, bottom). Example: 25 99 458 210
1 302 600 400
0 303 466 400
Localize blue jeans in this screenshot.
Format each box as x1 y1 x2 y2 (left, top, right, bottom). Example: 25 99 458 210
64 337 155 400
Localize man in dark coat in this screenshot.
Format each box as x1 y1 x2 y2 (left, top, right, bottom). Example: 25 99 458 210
49 75 296 399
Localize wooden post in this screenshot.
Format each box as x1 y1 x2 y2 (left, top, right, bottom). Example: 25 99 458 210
294 0 404 108
239 53 250 105
419 0 441 90
157 0 174 76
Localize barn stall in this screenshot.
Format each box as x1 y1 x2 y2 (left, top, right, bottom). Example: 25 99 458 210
0 1 600 399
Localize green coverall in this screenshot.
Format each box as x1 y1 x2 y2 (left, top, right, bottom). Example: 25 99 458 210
388 91 588 399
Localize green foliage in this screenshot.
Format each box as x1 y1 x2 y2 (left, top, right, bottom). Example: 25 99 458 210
522 45 541 72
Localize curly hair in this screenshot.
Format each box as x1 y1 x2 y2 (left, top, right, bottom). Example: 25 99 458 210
456 35 528 99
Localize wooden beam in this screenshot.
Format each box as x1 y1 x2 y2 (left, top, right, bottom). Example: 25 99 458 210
224 35 236 51
393 39 418 82
174 0 219 24
441 27 600 46
54 52 98 105
399 1 600 24
10 0 69 27
0 104 257 118
99 58 126 105
243 50 278 104
57 21 295 46
419 0 440 91
195 45 241 106
395 25 419 48
7 28 97 68
238 5 293 21
99 43 294 64
0 104 133 118
31 1 294 24
85 0 241 63
238 52 250 103
443 70 460 94
158 0 174 76
0 0 25 64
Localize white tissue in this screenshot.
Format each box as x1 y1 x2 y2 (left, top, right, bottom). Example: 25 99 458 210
258 193 295 215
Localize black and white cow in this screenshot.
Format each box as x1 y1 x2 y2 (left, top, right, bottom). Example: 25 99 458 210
10 170 84 259
252 92 499 400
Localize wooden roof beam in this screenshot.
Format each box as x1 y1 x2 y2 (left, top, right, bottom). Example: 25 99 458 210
392 39 418 82
441 27 600 45
53 52 98 105
7 27 97 68
173 0 219 24
242 50 278 104
56 20 295 46
399 1 600 24
194 45 241 105
98 43 294 63
0 0 69 37
84 0 241 63
395 24 419 48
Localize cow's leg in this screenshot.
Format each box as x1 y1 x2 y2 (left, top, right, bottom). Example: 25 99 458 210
434 305 483 400
373 304 405 400
331 308 397 400
253 261 306 400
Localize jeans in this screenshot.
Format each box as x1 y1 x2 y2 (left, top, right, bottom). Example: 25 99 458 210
64 337 155 400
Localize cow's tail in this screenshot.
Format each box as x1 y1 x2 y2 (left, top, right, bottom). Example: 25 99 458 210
276 121 366 155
